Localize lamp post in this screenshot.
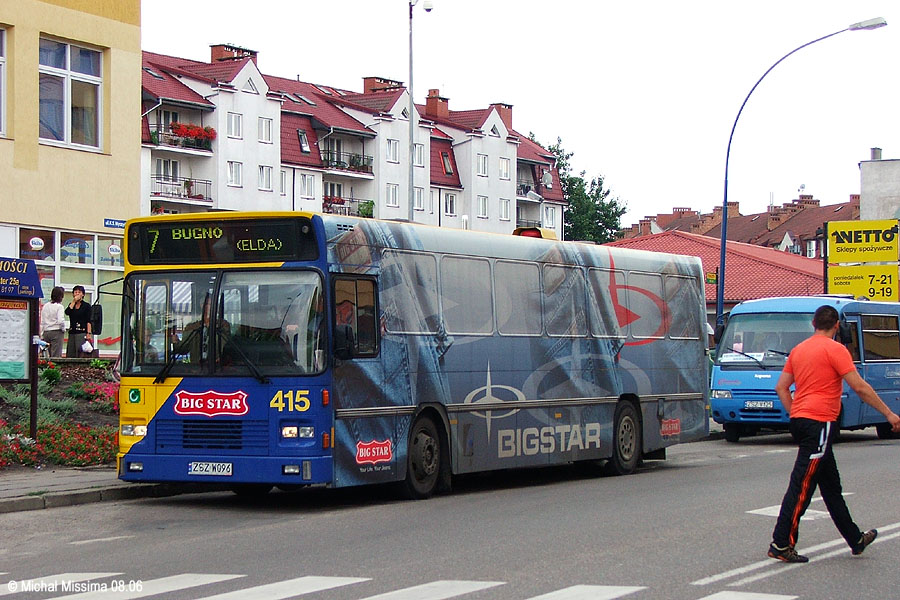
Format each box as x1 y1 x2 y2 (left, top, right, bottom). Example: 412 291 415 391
715 17 886 329
408 0 433 223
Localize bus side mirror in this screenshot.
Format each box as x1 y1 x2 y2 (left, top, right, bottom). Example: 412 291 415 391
334 324 356 360
838 321 853 345
713 323 725 345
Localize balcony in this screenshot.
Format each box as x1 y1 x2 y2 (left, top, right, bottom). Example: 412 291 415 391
321 150 374 174
149 124 214 152
516 219 542 228
517 181 536 197
323 195 373 217
150 176 213 203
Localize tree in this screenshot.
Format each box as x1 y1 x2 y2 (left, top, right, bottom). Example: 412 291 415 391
538 136 626 243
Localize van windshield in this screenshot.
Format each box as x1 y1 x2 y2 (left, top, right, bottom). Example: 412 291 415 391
716 312 814 368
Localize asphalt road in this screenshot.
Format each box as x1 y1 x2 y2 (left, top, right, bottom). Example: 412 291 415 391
1 430 898 600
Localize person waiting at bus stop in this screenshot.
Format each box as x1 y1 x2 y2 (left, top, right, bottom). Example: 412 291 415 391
64 285 93 358
768 305 900 563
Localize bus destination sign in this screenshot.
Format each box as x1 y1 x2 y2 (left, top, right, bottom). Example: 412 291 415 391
128 218 318 264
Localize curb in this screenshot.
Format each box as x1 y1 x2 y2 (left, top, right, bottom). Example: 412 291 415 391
0 482 209 514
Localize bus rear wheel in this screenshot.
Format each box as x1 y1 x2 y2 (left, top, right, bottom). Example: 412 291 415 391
404 415 442 499
604 401 641 476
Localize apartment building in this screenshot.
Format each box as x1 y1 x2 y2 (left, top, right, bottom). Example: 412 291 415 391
141 45 566 238
0 0 142 356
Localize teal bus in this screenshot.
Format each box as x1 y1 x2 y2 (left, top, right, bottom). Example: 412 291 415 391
711 295 900 442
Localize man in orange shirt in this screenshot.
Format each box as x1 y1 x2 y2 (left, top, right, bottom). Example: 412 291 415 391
769 305 900 563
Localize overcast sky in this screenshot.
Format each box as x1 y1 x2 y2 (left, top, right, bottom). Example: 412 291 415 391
142 1 900 226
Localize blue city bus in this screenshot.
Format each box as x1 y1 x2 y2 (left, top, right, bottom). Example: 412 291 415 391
117 212 709 497
711 295 900 442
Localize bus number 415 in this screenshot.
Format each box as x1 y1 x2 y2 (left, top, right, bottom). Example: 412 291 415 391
270 390 311 412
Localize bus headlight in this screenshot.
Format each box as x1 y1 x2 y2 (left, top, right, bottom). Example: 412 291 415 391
281 426 315 439
710 390 732 399
121 424 147 436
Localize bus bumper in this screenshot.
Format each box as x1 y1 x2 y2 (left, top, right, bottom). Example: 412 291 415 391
117 453 333 485
710 397 789 427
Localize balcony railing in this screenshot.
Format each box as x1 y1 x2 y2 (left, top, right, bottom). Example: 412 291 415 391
516 219 542 228
148 124 213 152
321 150 374 174
323 195 374 217
150 176 213 202
517 182 536 197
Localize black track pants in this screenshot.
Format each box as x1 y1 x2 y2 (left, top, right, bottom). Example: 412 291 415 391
771 418 862 549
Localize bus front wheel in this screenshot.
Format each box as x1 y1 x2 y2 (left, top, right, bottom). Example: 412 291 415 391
404 415 442 499
604 401 641 476
724 423 741 443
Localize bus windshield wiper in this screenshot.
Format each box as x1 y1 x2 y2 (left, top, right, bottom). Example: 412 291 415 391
721 346 765 368
222 333 270 384
766 348 790 356
153 327 200 384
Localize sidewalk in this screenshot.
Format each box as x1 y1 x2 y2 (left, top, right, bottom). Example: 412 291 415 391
0 464 203 513
0 418 725 513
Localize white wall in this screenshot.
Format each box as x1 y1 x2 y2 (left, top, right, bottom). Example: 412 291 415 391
860 159 900 220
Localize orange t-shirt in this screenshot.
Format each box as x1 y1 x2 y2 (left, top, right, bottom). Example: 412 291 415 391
783 334 855 421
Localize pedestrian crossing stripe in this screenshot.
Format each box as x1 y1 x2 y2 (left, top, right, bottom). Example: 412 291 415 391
357 579 505 599
526 585 646 599
194 576 370 600
696 593 796 600
46 574 243 600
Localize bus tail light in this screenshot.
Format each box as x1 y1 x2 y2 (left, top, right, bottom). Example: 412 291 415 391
322 389 329 406
322 431 330 449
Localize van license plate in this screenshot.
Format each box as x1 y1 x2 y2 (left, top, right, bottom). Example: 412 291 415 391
188 462 232 476
744 400 774 409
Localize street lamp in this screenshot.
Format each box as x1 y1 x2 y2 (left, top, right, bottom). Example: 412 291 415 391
715 17 887 329
408 0 433 223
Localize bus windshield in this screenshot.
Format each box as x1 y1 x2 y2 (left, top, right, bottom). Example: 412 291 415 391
716 312 813 368
122 270 326 377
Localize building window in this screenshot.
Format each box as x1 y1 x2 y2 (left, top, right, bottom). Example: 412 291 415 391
444 193 457 216
38 38 102 148
0 29 6 136
155 158 179 181
300 174 315 198
414 187 424 211
227 112 243 138
429 189 436 213
387 139 399 163
477 153 488 176
280 170 287 195
806 239 817 258
297 130 310 153
227 161 243 187
544 205 556 228
386 183 400 207
259 165 273 191
258 117 273 143
499 198 510 221
159 109 178 131
478 195 488 218
414 143 425 166
441 152 453 175
499 157 510 180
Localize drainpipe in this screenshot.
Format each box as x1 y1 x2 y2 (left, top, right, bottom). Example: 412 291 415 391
141 99 162 118
291 167 296 212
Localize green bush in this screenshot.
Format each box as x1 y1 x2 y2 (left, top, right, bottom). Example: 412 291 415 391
41 367 62 385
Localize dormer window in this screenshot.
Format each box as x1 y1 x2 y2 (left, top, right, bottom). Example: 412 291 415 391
143 67 163 80
402 107 410 119
441 152 453 175
243 79 258 94
490 124 500 137
297 129 310 153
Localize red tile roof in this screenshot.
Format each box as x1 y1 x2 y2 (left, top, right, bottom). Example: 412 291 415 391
262 74 373 136
430 138 462 189
335 89 405 115
142 55 214 108
605 230 823 304
280 114 321 167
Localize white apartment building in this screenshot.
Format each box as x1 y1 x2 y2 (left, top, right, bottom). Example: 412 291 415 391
140 45 565 238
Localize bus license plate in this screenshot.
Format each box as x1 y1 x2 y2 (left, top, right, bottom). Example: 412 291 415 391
188 461 232 476
744 400 774 409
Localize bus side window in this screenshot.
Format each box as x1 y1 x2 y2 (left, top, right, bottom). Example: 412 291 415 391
334 278 378 357
845 322 861 361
